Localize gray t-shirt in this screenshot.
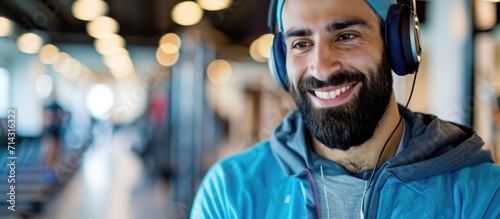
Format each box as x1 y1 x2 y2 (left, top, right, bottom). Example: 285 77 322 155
314 172 367 219
312 120 407 218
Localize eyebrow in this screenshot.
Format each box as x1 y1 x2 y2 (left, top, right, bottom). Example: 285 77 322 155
326 19 369 32
284 19 370 40
284 29 312 40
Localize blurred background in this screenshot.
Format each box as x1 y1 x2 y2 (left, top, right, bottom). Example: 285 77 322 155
0 0 499 218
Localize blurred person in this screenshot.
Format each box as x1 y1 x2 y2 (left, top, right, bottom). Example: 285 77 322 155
41 94 67 184
191 0 500 218
0 118 8 144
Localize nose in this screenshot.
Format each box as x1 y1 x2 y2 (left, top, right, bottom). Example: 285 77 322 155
308 42 342 81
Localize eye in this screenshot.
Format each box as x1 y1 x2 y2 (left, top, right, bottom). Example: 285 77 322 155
338 34 356 41
292 41 311 49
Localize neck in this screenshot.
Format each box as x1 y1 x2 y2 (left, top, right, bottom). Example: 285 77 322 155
312 95 403 174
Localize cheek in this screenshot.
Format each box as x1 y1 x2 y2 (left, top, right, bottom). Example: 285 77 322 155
286 55 307 88
343 46 383 73
340 34 384 70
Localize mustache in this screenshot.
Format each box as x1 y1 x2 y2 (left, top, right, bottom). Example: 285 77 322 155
298 70 366 90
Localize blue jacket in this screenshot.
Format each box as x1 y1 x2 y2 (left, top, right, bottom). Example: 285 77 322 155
191 107 500 218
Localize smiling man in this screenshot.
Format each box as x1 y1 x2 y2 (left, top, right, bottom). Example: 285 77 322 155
284 0 399 173
191 0 500 218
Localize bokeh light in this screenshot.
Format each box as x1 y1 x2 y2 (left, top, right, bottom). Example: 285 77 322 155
172 1 203 26
207 59 232 85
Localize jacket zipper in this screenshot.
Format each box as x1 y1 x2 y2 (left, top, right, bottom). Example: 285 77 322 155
305 168 321 219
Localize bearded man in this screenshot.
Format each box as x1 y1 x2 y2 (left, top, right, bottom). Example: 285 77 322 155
191 0 500 218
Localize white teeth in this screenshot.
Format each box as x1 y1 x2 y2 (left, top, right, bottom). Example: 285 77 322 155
314 84 353 100
329 91 336 99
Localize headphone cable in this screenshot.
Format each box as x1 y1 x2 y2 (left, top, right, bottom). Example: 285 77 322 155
360 70 418 218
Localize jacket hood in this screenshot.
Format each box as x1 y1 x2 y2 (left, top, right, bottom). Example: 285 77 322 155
270 105 494 180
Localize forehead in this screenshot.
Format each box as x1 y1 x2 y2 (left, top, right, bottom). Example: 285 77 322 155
281 0 380 31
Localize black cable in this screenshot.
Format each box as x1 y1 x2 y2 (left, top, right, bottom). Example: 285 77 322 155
360 70 418 217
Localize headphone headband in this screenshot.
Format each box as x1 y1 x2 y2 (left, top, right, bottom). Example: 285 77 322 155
398 0 416 11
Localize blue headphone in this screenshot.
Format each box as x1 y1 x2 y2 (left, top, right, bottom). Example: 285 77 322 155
267 0 422 91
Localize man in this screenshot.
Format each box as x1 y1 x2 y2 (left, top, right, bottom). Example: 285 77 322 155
191 0 500 218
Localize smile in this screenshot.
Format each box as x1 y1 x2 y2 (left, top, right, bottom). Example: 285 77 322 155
308 82 360 108
313 84 353 100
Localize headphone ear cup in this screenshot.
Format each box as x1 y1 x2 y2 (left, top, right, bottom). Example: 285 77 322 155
268 32 289 91
385 4 422 76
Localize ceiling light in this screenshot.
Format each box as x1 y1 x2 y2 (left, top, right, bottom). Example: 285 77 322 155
159 33 181 48
256 34 274 59
17 33 44 54
103 52 132 69
160 43 178 54
197 0 232 11
39 44 60 64
72 0 109 21
52 52 71 73
103 47 129 58
87 16 119 38
156 47 179 66
207 59 232 85
86 84 114 120
475 0 497 30
172 1 203 26
0 17 14 37
249 40 265 62
109 65 134 79
94 34 126 55
249 34 274 62
58 58 79 75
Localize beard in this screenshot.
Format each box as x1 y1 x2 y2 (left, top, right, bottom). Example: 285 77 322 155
289 54 393 151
